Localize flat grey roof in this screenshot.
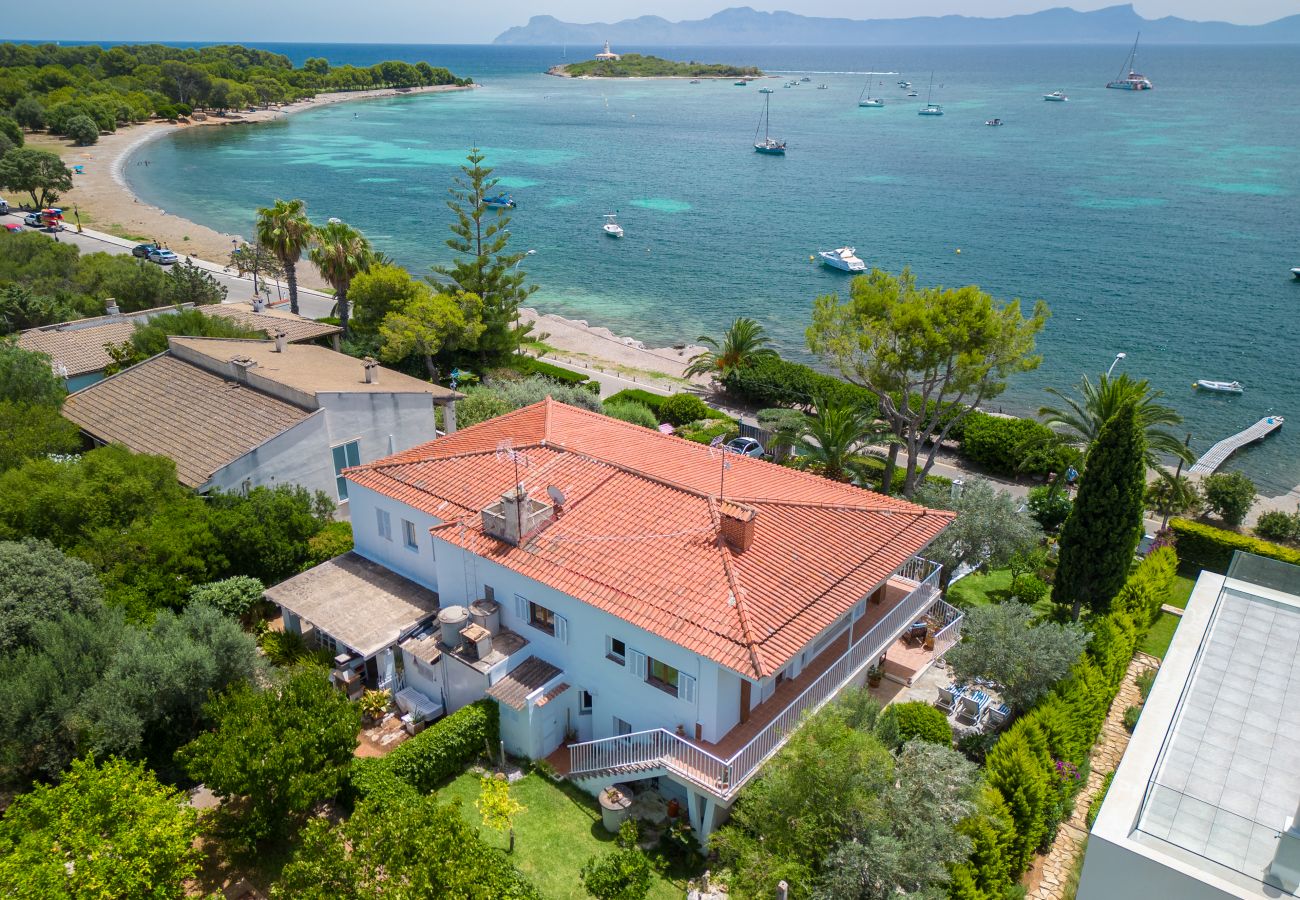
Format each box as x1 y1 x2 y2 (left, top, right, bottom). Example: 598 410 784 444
1133 578 1300 894
266 552 438 658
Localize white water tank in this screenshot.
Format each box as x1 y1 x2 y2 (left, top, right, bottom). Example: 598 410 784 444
469 598 500 635
438 605 469 647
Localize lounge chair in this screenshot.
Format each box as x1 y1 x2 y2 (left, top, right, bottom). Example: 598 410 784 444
957 689 991 724
987 703 1011 728
936 685 959 714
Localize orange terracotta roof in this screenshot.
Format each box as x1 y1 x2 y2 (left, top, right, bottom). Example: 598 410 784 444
348 399 953 679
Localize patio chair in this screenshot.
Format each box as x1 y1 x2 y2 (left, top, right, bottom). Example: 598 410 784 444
986 703 1011 729
906 621 928 646
936 685 959 714
957 689 990 725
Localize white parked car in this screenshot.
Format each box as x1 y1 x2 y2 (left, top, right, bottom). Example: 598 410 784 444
725 436 765 458
148 248 179 265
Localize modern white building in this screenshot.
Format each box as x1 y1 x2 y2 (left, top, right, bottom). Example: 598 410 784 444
269 398 959 836
1080 552 1300 899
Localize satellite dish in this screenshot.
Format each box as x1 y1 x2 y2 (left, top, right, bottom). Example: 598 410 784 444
547 485 566 507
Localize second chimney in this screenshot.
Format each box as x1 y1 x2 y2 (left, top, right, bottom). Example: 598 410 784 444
363 357 379 384
273 330 288 353
719 501 758 553
105 299 120 317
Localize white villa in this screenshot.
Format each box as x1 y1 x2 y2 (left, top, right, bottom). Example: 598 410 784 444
268 398 961 836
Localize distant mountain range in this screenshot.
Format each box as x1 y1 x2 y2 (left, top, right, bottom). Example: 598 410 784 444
494 4 1300 45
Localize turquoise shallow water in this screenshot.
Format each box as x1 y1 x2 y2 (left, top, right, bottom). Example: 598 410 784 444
127 44 1300 492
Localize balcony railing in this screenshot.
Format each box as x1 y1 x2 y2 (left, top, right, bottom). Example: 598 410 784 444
568 558 943 799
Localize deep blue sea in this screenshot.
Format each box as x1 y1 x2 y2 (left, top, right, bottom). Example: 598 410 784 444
125 43 1300 492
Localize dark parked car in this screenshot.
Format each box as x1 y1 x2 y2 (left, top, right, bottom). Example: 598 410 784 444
132 243 158 258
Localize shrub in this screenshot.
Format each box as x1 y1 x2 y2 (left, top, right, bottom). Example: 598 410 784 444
355 699 499 796
258 629 333 668
0 116 21 148
1086 771 1116 829
879 701 953 747
1202 471 1256 527
1122 705 1141 733
63 114 99 146
1111 546 1177 629
1027 486 1072 532
188 575 265 619
958 413 1056 477
1009 574 1049 606
303 520 353 569
677 417 738 445
580 847 653 900
1136 668 1156 702
603 400 658 428
604 388 666 414
1169 518 1300 573
720 354 876 414
1255 510 1299 543
658 392 712 427
510 355 599 392
957 731 1000 765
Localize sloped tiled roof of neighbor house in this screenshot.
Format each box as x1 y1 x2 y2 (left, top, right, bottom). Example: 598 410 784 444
61 354 314 488
347 399 954 679
18 302 339 378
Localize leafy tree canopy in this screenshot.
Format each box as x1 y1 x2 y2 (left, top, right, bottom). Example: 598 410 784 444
0 401 81 473
0 147 72 208
914 478 1044 589
0 340 65 406
0 537 102 653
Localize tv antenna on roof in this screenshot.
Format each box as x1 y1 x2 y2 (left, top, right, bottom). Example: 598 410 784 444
708 434 732 501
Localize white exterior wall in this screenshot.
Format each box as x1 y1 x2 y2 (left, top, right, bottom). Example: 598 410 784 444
347 482 443 592
206 412 335 497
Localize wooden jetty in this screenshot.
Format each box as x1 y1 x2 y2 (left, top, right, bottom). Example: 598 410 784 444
1189 416 1285 476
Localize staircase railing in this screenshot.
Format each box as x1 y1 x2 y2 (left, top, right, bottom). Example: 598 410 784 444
568 558 943 799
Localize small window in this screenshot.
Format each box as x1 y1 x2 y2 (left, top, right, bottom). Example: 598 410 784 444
647 657 680 697
614 716 632 736
579 690 593 715
606 636 626 665
331 440 360 501
529 601 555 636
484 585 496 603
402 519 418 551
376 508 392 541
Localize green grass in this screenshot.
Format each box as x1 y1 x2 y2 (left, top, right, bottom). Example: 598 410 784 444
438 772 692 900
1167 574 1196 610
945 568 1055 618
1139 611 1180 659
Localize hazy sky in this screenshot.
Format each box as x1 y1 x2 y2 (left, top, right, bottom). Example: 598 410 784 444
5 1 1290 44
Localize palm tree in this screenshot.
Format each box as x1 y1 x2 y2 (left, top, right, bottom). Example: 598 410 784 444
254 199 314 315
309 221 371 338
685 317 778 380
793 392 889 483
1039 373 1193 467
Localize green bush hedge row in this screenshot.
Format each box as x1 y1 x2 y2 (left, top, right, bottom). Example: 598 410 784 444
605 389 667 414
957 412 1056 478
350 699 499 800
720 356 877 413
948 549 1177 896
511 356 601 394
1169 518 1300 574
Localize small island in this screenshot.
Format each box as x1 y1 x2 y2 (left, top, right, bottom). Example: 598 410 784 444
550 49 761 79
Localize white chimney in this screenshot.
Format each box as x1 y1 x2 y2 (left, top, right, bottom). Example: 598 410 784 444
230 357 257 381
251 296 266 312
363 357 379 384
274 330 288 353
105 299 120 316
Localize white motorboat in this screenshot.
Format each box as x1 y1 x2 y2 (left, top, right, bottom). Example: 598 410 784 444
818 247 867 272
602 214 624 238
1194 379 1244 394
1044 90 1068 102
1291 267 1300 280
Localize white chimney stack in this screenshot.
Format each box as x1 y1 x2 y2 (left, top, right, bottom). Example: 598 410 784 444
251 296 266 313
274 330 288 353
363 357 379 384
105 299 120 316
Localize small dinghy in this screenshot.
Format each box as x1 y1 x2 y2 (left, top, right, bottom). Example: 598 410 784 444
1194 379 1244 394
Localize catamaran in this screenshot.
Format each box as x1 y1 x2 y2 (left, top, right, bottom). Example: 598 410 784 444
754 91 786 155
859 70 884 108
602 214 624 238
1107 33 1153 90
918 72 943 116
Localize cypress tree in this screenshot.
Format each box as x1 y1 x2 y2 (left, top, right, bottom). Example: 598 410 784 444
1053 401 1147 621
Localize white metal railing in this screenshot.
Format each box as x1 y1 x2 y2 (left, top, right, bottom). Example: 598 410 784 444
930 599 964 659
568 558 943 798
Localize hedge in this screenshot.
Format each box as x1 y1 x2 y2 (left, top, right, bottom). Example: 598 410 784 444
351 699 498 800
720 355 877 413
604 388 667 414
659 392 713 427
511 356 601 394
957 412 1056 478
1169 518 1300 574
948 549 1177 896
883 701 953 746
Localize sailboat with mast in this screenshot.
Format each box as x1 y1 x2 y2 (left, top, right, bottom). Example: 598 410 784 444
1107 33 1153 90
918 71 943 116
753 91 786 155
859 69 884 108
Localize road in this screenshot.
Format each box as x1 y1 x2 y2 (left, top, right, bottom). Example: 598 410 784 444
1 213 338 319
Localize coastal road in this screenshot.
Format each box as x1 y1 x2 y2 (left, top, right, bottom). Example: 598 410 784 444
1 214 338 319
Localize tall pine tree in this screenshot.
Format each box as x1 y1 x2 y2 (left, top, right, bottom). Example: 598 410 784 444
430 149 536 366
1053 400 1147 621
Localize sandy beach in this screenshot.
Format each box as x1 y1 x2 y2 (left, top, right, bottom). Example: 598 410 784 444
23 87 709 384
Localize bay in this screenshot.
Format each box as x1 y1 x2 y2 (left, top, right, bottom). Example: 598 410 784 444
125 43 1300 493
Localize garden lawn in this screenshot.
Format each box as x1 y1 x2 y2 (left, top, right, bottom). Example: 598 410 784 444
1167 574 1196 610
1139 611 1180 659
438 771 690 900
946 568 1055 618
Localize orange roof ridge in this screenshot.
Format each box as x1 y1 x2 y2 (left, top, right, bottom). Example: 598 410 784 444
726 494 955 517
710 496 767 678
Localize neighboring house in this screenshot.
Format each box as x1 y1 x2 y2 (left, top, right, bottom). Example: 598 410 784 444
18 300 342 391
61 335 461 500
267 398 957 837
1081 552 1300 900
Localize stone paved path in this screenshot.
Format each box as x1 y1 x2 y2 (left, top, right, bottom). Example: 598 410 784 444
1027 652 1160 900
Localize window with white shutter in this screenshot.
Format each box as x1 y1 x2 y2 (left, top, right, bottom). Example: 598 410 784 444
514 594 528 621
679 673 697 704
554 613 569 644
628 648 647 679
